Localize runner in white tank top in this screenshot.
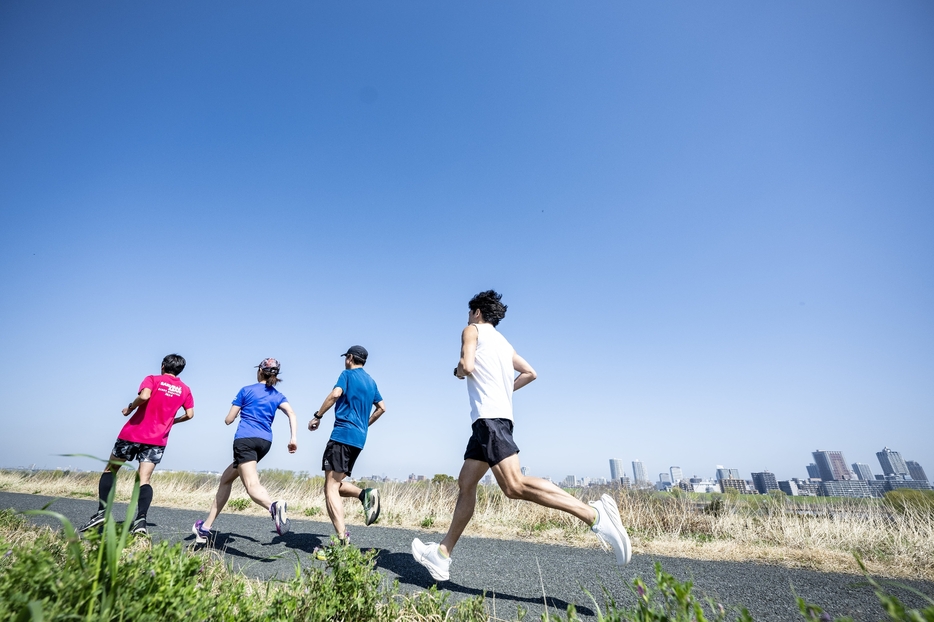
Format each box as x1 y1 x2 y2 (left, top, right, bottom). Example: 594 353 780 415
412 290 632 582
466 323 515 422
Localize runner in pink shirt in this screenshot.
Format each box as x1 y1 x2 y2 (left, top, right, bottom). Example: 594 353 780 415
78 354 194 535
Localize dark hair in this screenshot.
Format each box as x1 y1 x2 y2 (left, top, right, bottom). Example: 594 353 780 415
468 290 507 326
161 354 186 375
350 355 366 366
260 369 281 387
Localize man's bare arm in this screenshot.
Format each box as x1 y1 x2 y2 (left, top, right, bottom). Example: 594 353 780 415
455 325 479 379
308 387 343 431
513 352 537 391
173 407 194 425
122 388 152 416
368 400 386 426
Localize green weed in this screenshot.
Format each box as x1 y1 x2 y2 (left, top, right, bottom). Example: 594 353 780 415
303 506 322 517
228 498 250 511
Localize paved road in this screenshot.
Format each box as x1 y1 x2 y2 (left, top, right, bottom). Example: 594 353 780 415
3 491 932 621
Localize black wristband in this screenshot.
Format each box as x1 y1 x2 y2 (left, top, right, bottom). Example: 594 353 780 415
313 411 322 420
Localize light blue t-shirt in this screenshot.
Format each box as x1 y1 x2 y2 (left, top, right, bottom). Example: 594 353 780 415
233 383 288 442
330 368 382 449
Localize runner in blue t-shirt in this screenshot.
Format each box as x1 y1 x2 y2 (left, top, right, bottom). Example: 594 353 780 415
308 345 386 548
192 358 299 544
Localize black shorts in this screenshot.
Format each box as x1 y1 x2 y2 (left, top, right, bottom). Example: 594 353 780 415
112 439 165 465
233 437 272 468
463 418 519 467
322 440 362 476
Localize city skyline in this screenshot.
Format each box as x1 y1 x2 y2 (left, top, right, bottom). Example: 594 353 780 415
601 445 928 492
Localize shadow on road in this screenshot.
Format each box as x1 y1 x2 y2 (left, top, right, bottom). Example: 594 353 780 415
371 549 595 617
272 530 326 554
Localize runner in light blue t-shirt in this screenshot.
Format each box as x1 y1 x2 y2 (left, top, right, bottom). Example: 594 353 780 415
308 345 387 549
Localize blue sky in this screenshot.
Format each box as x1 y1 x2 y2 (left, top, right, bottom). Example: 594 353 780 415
1 1 932 484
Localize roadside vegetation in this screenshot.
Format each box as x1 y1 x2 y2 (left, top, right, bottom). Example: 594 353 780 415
2 505 932 622
2 468 933 582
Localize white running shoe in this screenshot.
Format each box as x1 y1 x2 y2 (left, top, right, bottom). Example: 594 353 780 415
411 538 451 581
271 500 290 536
589 494 632 565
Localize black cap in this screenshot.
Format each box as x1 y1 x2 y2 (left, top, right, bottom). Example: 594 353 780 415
341 345 368 362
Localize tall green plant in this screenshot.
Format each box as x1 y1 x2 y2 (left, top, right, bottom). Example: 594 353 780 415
19 456 141 621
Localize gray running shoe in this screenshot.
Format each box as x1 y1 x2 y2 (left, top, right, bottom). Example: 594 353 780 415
78 509 106 533
362 488 381 526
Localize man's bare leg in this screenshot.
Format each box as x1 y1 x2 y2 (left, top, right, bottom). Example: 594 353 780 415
491 454 597 524
439 459 489 556
203 463 240 530
324 470 352 538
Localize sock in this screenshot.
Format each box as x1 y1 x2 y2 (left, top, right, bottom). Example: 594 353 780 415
98 472 114 511
437 546 449 559
590 507 599 528
136 484 153 520
358 490 366 502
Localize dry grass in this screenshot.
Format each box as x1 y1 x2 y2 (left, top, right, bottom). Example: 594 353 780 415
3 468 932 582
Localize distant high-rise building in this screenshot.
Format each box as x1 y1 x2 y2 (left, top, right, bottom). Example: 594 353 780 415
632 460 648 484
812 450 852 481
670 466 684 483
719 478 748 494
819 480 872 498
751 471 779 495
907 461 928 482
852 463 874 481
658 473 671 484
806 463 821 479
877 447 910 477
609 459 624 482
778 480 799 496
792 478 821 496
521 467 529 477
715 466 740 481
562 475 576 488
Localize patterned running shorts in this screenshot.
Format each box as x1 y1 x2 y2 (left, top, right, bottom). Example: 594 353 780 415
112 439 165 465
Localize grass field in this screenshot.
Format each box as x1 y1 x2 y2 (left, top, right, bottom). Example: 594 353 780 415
2 468 933 582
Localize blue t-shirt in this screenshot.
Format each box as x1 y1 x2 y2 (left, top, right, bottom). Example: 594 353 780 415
233 383 288 442
330 368 382 449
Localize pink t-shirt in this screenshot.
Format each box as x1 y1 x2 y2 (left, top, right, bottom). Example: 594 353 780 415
118 374 194 446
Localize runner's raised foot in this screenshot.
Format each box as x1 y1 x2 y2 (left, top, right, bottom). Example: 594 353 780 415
270 500 290 536
362 488 381 526
589 493 632 565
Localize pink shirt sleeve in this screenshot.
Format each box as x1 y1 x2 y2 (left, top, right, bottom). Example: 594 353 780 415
139 375 156 393
183 388 194 409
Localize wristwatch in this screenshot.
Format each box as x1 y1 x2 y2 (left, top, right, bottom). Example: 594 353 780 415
313 411 322 420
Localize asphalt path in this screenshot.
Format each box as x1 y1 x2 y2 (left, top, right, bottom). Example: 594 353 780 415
3 491 932 621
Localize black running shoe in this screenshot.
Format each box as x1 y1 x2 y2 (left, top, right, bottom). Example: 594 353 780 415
78 509 106 533
130 517 148 535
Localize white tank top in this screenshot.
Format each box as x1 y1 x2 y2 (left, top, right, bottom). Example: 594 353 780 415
467 323 515 422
